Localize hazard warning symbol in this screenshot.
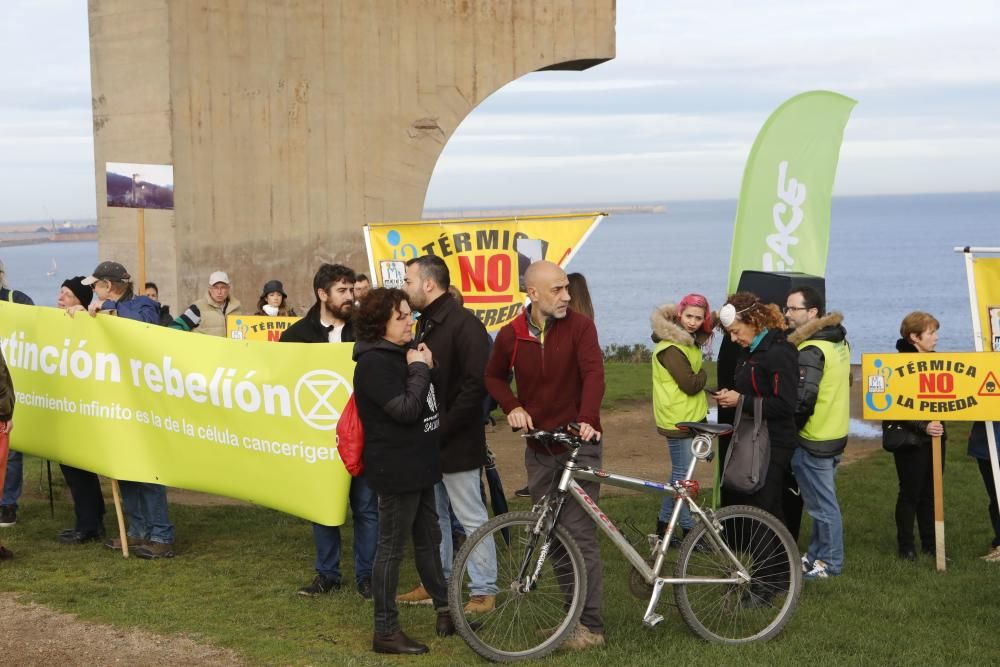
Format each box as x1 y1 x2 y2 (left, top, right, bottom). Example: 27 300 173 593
978 371 1000 397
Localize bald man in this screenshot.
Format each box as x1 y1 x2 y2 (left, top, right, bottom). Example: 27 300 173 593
484 260 606 650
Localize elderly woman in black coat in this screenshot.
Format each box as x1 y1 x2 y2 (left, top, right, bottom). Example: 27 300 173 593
352 288 453 656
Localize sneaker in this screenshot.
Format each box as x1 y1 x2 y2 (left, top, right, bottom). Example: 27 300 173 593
104 535 145 550
297 574 341 596
514 486 531 498
464 594 496 614
133 541 175 560
0 506 16 528
357 577 373 600
803 559 834 580
801 553 812 573
396 583 433 605
982 546 1000 562
560 623 605 651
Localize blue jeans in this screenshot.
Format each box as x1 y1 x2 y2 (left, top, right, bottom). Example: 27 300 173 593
2 449 22 508
791 448 844 573
436 470 498 596
314 475 378 584
119 481 174 544
659 436 694 530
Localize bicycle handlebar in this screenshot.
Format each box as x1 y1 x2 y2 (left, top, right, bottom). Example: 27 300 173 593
522 423 593 449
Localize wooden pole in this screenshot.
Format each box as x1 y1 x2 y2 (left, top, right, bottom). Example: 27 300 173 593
106 207 146 559
932 434 945 572
110 479 129 558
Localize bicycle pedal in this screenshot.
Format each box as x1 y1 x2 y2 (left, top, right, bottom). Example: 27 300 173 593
642 612 664 628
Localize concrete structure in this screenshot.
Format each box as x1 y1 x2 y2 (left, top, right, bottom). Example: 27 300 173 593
88 1 616 311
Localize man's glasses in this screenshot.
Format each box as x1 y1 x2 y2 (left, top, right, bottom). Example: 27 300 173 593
781 306 808 314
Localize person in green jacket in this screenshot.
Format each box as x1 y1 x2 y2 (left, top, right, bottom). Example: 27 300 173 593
650 294 714 539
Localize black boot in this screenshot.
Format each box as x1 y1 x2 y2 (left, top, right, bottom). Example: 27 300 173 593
373 630 429 655
656 520 667 536
436 611 456 637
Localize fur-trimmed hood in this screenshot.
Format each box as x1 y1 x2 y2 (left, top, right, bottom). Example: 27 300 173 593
786 311 846 346
650 303 714 347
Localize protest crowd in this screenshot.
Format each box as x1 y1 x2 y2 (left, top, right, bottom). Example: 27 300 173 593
2 254 999 657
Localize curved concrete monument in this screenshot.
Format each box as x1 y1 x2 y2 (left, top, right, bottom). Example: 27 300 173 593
88 0 615 310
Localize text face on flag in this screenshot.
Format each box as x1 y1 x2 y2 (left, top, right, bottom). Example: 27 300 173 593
365 214 603 332
0 301 354 526
862 352 1000 421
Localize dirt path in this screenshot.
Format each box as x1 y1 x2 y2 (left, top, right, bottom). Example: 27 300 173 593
0 593 242 666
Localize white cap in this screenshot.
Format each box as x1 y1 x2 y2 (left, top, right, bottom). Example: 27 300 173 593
719 303 737 328
208 271 230 286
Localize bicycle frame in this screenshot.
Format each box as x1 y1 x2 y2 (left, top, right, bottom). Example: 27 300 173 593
538 434 752 628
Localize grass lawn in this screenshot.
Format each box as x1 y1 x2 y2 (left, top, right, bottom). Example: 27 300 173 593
3 364 999 665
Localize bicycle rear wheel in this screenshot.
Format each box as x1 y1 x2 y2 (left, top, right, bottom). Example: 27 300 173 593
449 510 586 663
674 504 801 644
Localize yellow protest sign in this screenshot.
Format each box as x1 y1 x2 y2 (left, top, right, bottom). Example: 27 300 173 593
1 301 353 526
364 213 604 331
228 315 301 342
972 256 1000 352
862 352 1000 421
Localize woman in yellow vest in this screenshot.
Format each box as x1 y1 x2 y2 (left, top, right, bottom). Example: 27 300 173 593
650 294 713 539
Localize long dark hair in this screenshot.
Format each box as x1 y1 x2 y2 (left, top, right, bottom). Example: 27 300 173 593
567 272 595 320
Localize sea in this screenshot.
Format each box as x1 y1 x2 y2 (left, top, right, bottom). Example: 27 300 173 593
2 191 998 364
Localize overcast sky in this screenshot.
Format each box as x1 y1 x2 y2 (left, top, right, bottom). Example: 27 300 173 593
1 1 998 221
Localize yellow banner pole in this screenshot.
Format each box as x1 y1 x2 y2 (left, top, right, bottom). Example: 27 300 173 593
931 434 945 572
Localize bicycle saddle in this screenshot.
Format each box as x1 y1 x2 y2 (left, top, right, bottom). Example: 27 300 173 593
676 422 733 436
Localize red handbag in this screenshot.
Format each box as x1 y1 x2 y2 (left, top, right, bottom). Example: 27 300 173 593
337 394 365 476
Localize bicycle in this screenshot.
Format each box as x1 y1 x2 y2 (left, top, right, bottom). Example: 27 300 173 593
448 422 802 662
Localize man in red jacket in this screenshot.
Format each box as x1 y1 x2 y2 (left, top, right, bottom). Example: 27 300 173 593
484 260 606 650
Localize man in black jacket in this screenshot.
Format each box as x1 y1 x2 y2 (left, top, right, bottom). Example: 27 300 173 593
0 339 14 559
396 255 497 613
785 286 850 579
280 263 378 600
0 260 32 529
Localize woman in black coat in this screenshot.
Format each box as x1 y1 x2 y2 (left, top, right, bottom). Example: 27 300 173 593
352 288 453 656
714 292 800 526
888 311 946 561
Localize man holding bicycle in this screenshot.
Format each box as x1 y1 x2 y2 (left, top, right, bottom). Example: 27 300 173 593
484 260 607 650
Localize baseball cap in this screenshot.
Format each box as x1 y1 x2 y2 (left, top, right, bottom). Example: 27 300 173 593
81 261 131 285
208 271 231 286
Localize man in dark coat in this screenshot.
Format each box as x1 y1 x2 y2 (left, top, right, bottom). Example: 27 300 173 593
396 255 497 612
280 263 378 600
0 260 31 529
0 339 14 559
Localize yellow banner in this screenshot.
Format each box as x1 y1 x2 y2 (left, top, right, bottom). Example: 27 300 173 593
972 256 1000 352
228 315 301 342
1 302 353 525
862 352 1000 421
364 213 603 331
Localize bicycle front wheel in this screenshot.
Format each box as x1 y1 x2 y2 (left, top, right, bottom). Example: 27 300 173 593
449 510 587 663
674 504 801 644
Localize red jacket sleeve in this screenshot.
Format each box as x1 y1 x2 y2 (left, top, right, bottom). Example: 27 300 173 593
574 317 605 429
484 325 521 415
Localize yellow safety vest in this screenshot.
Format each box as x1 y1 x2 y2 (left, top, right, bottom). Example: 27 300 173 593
651 341 708 432
798 338 851 444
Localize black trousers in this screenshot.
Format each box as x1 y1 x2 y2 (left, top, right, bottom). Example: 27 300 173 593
893 443 943 551
59 465 105 534
372 486 448 636
722 445 796 594
976 458 1000 548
